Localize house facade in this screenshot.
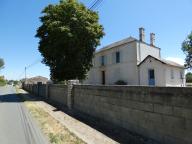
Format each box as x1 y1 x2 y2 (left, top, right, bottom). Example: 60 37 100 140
84 28 185 87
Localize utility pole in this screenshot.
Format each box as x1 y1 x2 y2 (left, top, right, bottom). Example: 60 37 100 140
25 67 27 84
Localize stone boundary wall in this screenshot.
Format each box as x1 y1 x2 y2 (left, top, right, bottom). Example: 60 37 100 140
48 84 68 106
23 83 192 144
39 84 46 98
73 85 192 144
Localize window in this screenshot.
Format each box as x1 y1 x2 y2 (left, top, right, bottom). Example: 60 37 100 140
100 55 105 66
180 71 183 79
116 51 120 63
171 69 174 79
149 69 155 79
148 69 155 86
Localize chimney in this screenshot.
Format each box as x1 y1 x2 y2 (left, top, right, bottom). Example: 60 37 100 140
139 27 145 42
150 33 155 46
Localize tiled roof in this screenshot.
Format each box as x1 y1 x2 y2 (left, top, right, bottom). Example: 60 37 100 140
161 59 184 68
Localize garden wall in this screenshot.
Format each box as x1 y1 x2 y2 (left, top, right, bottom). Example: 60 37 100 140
23 83 192 144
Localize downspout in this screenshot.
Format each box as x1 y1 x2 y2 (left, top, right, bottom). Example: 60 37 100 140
138 42 141 85
139 41 141 62
138 65 141 85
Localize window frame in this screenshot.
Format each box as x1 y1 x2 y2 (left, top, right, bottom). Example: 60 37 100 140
101 55 105 66
116 51 120 63
180 71 183 79
171 69 174 79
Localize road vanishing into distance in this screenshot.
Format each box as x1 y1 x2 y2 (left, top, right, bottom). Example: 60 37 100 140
0 86 48 144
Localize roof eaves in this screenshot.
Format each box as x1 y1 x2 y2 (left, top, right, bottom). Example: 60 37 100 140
95 37 137 54
138 55 185 68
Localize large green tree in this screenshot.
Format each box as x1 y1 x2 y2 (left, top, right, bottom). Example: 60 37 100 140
0 58 4 70
182 31 192 68
36 0 104 81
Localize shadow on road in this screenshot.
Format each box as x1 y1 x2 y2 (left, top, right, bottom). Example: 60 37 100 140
0 94 24 103
0 93 37 103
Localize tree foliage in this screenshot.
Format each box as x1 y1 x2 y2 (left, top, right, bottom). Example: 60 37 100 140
0 58 4 70
36 0 104 81
0 76 6 86
182 32 192 68
186 72 192 83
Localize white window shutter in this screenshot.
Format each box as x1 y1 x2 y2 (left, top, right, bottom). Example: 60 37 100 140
104 55 107 65
112 52 115 64
97 56 100 67
120 50 123 63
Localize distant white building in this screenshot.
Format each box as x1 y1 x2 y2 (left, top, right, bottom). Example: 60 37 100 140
84 28 185 87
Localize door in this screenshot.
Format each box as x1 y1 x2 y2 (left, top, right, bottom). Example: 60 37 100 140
148 69 155 86
101 71 105 85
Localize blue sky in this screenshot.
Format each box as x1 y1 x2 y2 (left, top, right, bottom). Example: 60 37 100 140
0 0 191 80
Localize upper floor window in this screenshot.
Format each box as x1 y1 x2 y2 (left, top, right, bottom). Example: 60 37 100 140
100 55 106 66
171 69 174 79
116 51 120 63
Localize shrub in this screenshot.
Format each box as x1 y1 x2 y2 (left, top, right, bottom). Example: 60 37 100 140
114 80 127 85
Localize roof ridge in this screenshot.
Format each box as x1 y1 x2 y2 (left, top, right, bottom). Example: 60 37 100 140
96 36 137 53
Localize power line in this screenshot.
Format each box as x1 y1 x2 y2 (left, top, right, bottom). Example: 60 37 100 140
26 59 41 69
89 0 101 10
17 59 42 80
89 0 97 9
89 0 104 10
93 0 103 10
18 70 25 80
25 59 42 81
85 0 94 7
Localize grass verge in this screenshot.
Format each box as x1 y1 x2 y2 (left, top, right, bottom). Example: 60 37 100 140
16 88 86 144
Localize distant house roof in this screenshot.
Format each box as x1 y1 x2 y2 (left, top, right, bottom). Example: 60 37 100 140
138 55 185 68
96 36 160 54
25 76 49 84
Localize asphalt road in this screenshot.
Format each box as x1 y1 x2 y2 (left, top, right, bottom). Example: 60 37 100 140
0 85 48 144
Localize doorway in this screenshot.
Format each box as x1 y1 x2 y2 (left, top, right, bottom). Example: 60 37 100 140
101 71 105 85
148 69 155 86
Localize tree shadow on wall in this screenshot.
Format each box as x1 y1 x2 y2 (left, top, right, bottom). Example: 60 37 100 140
18 91 160 144
46 100 160 144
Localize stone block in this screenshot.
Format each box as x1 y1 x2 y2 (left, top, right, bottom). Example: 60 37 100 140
173 107 192 120
185 119 192 130
154 104 173 115
162 115 185 130
146 112 163 124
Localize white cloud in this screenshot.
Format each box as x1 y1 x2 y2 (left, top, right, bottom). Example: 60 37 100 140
165 57 185 65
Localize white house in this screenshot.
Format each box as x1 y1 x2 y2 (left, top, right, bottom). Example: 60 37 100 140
84 28 185 87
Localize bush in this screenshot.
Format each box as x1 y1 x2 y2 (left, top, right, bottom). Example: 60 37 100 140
0 77 6 86
114 80 127 85
186 72 192 83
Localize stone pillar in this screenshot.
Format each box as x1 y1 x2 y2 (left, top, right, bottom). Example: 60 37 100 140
45 83 49 100
37 82 42 97
67 80 79 110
